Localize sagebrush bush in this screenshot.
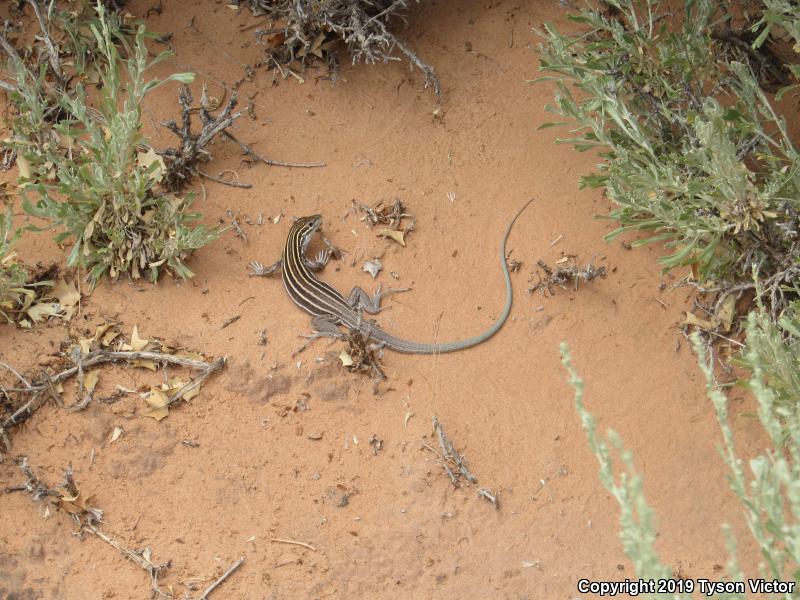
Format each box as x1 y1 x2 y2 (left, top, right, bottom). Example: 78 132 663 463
536 0 800 320
7 4 220 288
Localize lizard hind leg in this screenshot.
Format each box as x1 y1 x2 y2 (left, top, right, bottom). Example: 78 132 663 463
347 283 411 315
292 314 345 356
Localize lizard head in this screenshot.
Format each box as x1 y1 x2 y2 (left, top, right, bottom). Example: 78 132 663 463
293 214 323 253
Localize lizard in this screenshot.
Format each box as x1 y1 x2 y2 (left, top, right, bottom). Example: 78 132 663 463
249 198 533 354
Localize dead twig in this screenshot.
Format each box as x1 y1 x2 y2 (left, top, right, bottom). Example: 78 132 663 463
270 537 316 551
477 487 500 510
86 525 171 598
160 84 242 191
195 168 252 189
430 415 477 487
224 129 326 169
1 351 225 450
12 458 171 597
27 0 65 88
528 255 607 295
198 556 245 600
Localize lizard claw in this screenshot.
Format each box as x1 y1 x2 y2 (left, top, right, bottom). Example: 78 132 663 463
249 261 266 276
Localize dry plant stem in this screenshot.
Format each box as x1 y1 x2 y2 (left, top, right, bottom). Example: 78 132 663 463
198 556 245 600
270 537 317 551
223 130 326 169
11 459 168 596
431 416 477 486
195 168 252 188
161 85 242 190
27 0 64 87
0 32 31 78
85 525 171 598
421 441 457 485
6 456 60 499
166 356 225 407
0 360 32 388
687 263 800 322
477 487 499 510
391 35 441 96
0 352 225 449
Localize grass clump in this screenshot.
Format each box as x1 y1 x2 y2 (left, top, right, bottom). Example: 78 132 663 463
5 4 221 289
536 0 800 322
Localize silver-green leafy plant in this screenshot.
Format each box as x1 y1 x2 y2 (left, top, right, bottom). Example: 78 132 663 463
11 4 220 288
696 319 800 591
561 324 799 597
537 0 800 319
0 206 28 323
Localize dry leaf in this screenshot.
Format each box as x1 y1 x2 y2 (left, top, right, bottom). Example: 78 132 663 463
108 426 124 444
16 154 31 182
82 370 99 394
78 337 93 355
363 259 382 279
131 325 148 351
137 148 166 184
58 489 101 519
52 279 80 320
377 228 406 246
101 327 119 347
683 312 719 330
339 350 354 367
182 382 202 402
132 359 157 371
717 293 736 332
174 350 204 361
26 302 61 322
143 389 170 421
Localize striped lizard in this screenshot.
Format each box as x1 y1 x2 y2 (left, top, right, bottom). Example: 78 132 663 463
249 199 533 354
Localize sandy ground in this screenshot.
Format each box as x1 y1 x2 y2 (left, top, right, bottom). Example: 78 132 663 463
0 1 768 598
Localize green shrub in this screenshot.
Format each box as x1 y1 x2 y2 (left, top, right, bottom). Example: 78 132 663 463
536 0 800 318
8 4 220 288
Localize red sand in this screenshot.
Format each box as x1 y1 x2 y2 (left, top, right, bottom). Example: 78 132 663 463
1 1 764 598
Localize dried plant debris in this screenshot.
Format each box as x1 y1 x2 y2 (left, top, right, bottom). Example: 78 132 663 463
159 84 243 191
425 416 477 489
0 324 225 451
477 487 500 510
8 458 103 525
8 457 173 597
528 255 607 296
247 0 441 95
339 330 386 382
0 257 62 328
355 198 415 246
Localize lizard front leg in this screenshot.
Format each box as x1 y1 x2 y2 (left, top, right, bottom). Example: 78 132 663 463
249 259 283 277
303 249 332 272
